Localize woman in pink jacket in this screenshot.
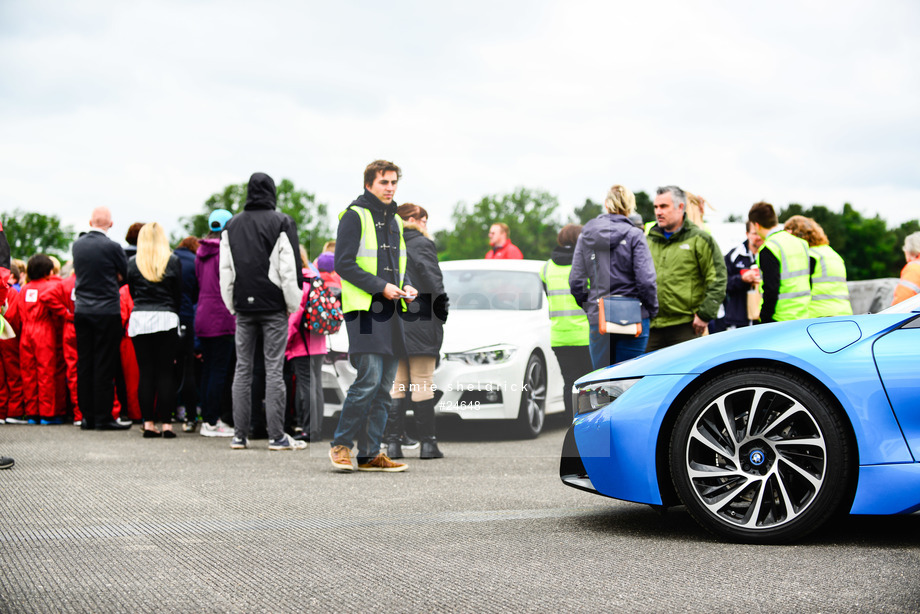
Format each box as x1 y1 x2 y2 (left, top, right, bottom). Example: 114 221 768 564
286 247 327 442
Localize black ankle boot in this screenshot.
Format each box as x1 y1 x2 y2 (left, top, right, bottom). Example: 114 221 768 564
384 397 408 457
387 441 404 459
420 439 444 459
414 398 443 459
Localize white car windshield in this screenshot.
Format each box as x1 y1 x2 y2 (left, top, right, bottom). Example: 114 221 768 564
879 292 920 314
443 270 543 311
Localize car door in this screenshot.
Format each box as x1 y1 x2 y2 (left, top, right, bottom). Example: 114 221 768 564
873 316 920 460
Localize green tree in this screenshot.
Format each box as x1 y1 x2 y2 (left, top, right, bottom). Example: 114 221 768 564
434 188 562 261
572 198 602 224
1 209 75 259
179 179 332 258
635 190 654 225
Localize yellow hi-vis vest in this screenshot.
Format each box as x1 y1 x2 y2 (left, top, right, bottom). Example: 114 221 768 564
808 244 852 317
540 260 589 347
337 205 406 314
757 230 811 321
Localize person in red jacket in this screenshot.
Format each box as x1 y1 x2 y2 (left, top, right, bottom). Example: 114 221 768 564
116 284 141 422
484 222 523 259
19 254 68 423
0 284 24 424
61 271 82 423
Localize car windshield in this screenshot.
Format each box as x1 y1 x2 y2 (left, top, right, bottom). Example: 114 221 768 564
443 270 543 311
879 292 920 314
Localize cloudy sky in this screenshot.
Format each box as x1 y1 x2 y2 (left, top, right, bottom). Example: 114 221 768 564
2 0 918 248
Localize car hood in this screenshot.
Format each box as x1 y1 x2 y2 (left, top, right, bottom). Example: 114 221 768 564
324 309 545 355
576 313 915 385
440 310 542 353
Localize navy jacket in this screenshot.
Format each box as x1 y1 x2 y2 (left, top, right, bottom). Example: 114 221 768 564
174 247 199 324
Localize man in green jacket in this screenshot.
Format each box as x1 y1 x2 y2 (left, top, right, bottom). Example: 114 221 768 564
646 185 727 352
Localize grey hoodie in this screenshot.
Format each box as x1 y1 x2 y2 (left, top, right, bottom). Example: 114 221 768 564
569 213 658 326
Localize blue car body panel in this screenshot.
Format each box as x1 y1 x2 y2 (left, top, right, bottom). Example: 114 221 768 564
569 311 920 515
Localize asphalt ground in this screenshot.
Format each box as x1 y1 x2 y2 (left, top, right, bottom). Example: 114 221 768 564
1 414 919 613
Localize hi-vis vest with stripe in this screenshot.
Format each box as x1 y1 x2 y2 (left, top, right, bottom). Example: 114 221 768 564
894 260 920 305
540 260 589 347
808 244 852 317
337 205 406 314
757 230 811 321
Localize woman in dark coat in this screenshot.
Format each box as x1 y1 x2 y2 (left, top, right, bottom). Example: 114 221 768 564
127 222 182 438
385 204 448 459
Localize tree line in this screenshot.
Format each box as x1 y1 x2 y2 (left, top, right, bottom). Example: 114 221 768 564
3 184 917 281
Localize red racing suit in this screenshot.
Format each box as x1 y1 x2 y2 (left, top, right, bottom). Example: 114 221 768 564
0 286 23 420
118 284 141 420
19 277 68 419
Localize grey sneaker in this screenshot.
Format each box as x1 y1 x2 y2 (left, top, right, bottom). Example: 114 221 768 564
268 434 307 451
230 436 248 450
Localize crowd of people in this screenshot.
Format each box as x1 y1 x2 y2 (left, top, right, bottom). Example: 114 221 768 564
2 159 919 473
538 186 920 420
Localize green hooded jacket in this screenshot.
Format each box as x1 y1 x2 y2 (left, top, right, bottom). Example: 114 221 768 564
646 218 727 328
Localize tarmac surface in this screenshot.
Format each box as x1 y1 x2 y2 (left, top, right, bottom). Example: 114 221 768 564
1 414 919 613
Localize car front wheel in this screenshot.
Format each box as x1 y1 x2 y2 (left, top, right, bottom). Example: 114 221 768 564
515 352 546 439
669 368 853 543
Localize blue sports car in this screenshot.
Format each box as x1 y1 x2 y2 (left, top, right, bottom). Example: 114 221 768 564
561 294 920 543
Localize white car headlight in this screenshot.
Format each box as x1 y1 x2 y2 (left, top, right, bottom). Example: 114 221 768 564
575 378 641 416
444 344 517 366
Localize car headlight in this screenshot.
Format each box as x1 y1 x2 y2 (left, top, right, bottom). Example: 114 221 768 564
575 378 641 416
444 344 517 366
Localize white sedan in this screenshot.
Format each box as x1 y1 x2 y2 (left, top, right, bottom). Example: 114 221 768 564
321 259 566 437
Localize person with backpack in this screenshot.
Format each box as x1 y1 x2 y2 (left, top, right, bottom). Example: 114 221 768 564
285 245 332 443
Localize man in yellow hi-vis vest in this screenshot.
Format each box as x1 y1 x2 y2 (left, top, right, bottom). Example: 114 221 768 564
748 201 811 322
329 160 416 474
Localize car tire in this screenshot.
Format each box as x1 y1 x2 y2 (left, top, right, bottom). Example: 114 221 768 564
669 368 853 544
515 352 547 439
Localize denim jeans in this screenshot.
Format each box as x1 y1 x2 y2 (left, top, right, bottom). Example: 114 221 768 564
332 353 398 461
588 318 650 370
232 311 288 441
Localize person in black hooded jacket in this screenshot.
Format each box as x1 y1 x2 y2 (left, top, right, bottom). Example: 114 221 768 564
385 203 448 460
219 172 305 451
540 224 592 418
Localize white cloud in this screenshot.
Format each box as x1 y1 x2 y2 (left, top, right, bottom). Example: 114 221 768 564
1 0 919 253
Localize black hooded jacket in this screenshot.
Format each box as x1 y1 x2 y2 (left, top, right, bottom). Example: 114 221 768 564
401 225 448 357
219 173 303 314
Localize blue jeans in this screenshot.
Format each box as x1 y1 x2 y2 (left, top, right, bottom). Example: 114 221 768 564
588 318 650 370
332 353 398 461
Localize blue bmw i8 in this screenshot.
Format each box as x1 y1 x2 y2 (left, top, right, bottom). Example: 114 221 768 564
561 293 920 543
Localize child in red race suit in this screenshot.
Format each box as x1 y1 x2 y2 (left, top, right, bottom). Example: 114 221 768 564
19 254 68 424
0 282 24 424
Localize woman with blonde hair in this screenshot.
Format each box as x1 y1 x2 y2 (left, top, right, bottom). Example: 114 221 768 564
783 215 852 317
127 222 182 438
570 184 658 369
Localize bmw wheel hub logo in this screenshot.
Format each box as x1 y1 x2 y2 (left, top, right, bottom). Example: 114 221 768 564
749 450 765 466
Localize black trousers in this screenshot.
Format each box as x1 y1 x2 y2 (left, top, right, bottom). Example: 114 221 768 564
74 312 123 426
175 321 198 416
132 330 179 424
552 345 593 418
